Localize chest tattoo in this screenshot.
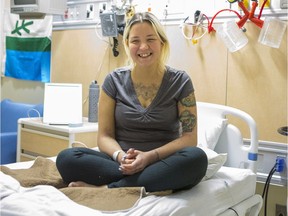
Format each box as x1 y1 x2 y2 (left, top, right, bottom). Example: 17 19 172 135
134 83 160 101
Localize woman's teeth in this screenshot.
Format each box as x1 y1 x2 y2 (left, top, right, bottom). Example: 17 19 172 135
139 53 152 57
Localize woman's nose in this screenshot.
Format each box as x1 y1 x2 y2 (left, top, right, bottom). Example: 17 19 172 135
139 42 149 50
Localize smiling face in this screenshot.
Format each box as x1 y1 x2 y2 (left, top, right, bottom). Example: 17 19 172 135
127 22 163 69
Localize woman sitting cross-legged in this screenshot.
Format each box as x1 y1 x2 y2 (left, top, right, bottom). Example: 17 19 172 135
56 12 208 192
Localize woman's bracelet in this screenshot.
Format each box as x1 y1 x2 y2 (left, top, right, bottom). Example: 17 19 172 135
112 150 123 161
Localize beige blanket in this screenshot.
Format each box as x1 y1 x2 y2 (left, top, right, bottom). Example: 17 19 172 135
1 157 145 212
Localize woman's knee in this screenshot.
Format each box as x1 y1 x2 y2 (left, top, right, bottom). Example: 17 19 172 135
181 147 207 161
180 147 208 173
56 148 77 171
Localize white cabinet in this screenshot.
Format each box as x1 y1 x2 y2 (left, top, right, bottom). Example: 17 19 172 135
17 117 98 162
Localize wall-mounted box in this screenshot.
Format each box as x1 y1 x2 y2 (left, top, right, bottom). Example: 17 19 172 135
100 11 118 37
11 0 67 19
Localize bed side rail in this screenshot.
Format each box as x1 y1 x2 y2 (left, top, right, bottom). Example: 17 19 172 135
197 102 259 173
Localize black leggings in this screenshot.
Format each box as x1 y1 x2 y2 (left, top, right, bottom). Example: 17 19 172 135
56 146 208 192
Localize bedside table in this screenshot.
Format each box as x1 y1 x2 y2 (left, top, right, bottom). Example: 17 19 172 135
17 117 98 162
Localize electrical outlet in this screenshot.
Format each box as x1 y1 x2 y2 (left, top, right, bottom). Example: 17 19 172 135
86 4 95 19
276 204 287 216
99 3 107 13
255 141 287 186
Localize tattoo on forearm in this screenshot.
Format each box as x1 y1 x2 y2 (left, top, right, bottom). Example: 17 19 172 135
180 94 196 107
180 110 196 132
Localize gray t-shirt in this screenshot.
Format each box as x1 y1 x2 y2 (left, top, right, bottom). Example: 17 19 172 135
102 66 194 152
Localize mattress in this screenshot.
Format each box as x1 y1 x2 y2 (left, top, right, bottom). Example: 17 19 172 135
111 166 256 216
1 159 256 216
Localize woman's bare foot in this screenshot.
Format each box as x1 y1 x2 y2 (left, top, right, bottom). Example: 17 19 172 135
68 181 107 188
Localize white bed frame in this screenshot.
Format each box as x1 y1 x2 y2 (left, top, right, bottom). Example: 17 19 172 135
198 102 259 173
197 102 262 216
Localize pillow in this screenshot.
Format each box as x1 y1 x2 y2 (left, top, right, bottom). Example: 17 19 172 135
205 118 228 150
200 147 227 181
198 118 227 150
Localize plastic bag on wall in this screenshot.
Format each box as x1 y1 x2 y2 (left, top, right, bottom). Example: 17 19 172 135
3 12 52 82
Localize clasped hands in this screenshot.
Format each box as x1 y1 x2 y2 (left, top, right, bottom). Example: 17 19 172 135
118 148 155 175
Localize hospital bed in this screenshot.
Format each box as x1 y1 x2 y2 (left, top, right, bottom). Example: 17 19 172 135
0 102 263 216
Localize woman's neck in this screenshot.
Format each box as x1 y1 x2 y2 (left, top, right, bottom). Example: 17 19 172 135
132 64 165 84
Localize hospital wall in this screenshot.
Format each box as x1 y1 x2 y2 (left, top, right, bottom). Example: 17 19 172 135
1 21 287 143
47 22 287 145
1 15 287 216
1 1 286 145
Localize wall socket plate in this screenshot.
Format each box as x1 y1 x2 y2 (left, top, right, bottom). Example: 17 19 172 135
255 140 288 187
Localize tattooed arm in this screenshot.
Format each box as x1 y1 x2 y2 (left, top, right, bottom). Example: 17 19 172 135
179 92 197 134
146 92 197 159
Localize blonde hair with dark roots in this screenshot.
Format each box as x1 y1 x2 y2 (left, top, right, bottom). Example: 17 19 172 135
123 12 170 72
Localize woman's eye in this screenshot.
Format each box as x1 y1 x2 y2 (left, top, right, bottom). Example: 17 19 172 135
130 40 139 44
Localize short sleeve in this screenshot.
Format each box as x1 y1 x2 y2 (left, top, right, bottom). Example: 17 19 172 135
177 71 194 101
102 73 117 99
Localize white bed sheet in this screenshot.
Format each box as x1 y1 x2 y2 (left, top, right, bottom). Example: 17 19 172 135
1 159 256 216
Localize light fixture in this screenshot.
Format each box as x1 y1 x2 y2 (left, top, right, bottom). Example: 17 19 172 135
10 0 67 19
